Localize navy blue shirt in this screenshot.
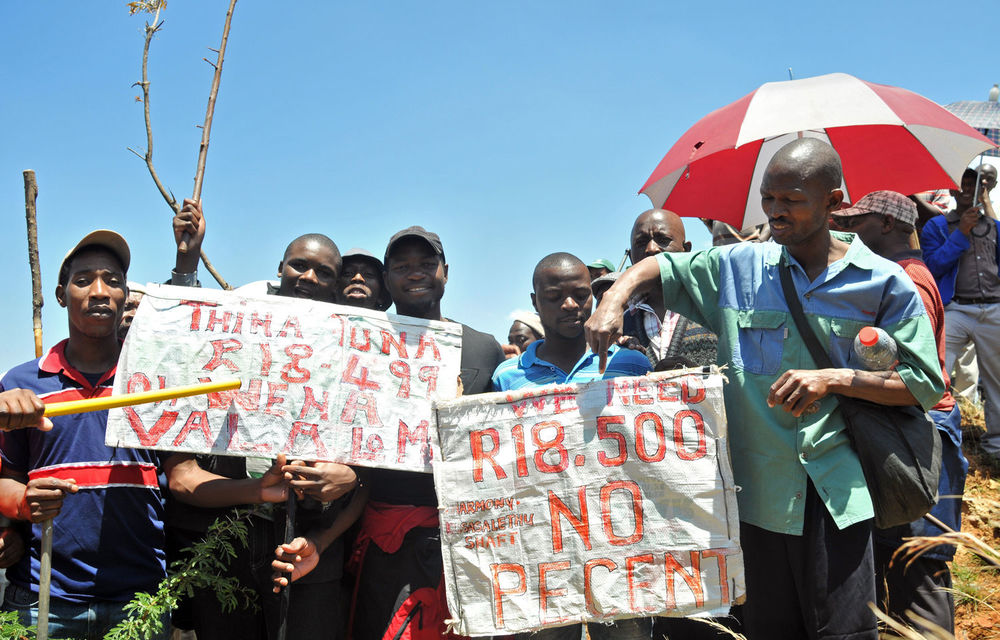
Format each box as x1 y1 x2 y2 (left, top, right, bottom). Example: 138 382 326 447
0 340 166 603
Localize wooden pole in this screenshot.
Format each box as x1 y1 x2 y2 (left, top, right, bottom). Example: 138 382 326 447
37 519 53 640
191 0 238 204
277 493 297 640
178 0 238 289
23 170 42 358
24 170 50 639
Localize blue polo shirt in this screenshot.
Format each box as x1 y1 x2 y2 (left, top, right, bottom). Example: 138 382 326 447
491 340 652 391
0 340 166 603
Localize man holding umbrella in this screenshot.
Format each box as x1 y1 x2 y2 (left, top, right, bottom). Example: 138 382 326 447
922 166 1000 466
587 138 944 640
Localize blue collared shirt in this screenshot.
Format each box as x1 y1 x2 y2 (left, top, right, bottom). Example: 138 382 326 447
491 340 652 391
656 232 945 534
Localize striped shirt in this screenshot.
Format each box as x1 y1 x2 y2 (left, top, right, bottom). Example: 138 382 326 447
0 339 166 603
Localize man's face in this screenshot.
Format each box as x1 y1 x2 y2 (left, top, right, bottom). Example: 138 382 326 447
337 257 384 310
385 238 447 315
507 321 539 353
531 263 593 340
277 239 340 303
952 172 977 208
829 211 884 251
118 291 144 339
58 248 127 339
760 165 837 247
587 266 610 282
981 166 998 193
630 212 688 261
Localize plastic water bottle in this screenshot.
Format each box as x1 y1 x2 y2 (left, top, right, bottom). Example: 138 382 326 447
853 326 898 370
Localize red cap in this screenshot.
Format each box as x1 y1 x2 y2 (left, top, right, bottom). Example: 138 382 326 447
858 326 879 347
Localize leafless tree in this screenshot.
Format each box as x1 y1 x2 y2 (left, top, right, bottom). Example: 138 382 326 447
127 0 238 289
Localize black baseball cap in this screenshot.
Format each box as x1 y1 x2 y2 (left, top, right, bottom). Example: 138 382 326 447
384 226 445 264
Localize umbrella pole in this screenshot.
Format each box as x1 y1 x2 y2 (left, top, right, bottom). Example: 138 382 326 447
37 518 53 640
617 248 630 271
276 493 296 640
974 156 985 210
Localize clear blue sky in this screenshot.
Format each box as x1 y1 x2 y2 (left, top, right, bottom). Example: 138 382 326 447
0 1 993 369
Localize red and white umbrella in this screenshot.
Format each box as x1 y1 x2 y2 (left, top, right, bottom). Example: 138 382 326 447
640 72 996 229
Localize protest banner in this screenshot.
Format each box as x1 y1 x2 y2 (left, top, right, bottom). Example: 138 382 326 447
432 368 744 636
105 284 461 472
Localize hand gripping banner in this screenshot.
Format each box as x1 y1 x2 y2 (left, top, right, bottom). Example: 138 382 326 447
432 368 744 635
106 284 461 471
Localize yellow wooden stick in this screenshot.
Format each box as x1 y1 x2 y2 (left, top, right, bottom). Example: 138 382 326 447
44 379 242 417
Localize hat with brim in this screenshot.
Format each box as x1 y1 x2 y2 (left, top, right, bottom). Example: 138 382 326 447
591 270 621 295
60 229 131 279
342 247 392 311
343 247 385 272
511 312 544 338
836 190 917 227
587 258 616 272
384 226 445 264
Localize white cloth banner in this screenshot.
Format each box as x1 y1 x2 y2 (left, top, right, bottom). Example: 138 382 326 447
433 368 744 636
106 284 461 472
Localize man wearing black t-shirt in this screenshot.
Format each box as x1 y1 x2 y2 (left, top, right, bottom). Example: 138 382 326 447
352 226 504 640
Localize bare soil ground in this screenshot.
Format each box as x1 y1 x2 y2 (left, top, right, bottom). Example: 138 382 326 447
953 399 1000 640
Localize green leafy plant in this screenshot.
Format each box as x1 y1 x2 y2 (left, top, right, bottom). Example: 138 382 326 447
0 610 36 640
103 508 256 640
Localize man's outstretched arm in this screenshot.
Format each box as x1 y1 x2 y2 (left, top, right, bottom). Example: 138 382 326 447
585 256 663 372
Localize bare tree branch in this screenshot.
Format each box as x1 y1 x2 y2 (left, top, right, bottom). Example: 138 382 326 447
183 0 239 291
130 1 236 289
136 6 179 215
192 0 237 203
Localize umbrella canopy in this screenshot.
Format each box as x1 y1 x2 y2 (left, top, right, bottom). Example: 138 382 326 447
944 98 1000 145
640 73 996 230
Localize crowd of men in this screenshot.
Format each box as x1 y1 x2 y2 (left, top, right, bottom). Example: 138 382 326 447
0 137 992 640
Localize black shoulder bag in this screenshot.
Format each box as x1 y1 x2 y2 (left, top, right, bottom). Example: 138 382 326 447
778 260 941 529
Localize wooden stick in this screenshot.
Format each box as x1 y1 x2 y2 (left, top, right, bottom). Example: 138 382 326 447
277 493 297 640
179 0 238 289
23 170 42 358
24 170 50 640
37 518 53 640
44 378 241 417
192 0 237 204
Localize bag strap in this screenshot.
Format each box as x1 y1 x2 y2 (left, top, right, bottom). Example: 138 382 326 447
777 259 835 370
